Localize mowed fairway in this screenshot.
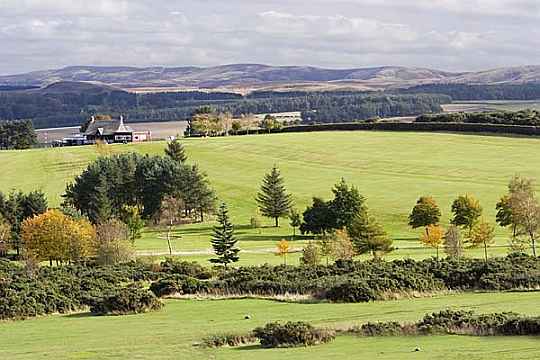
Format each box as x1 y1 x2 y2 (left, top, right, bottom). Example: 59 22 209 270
1 292 539 359
1 131 540 261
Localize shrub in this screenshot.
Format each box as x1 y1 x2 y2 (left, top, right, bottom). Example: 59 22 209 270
202 333 256 347
90 285 163 315
253 321 335 348
359 322 404 336
149 275 209 297
160 259 213 279
325 280 377 302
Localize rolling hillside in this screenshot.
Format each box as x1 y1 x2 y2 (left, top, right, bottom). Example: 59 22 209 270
1 64 539 92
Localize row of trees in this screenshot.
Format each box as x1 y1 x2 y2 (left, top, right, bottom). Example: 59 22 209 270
416 110 540 126
407 175 540 260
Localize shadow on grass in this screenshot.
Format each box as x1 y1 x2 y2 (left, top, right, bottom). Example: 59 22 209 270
233 345 262 351
64 312 93 319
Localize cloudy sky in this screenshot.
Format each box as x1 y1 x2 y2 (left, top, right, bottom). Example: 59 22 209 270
1 0 539 75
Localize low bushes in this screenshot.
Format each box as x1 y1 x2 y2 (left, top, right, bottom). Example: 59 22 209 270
202 333 257 348
149 275 209 297
90 285 163 316
253 322 335 348
325 280 377 303
355 310 540 337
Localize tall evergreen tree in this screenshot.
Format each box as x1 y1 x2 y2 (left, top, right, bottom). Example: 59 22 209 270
256 166 293 227
165 138 187 163
210 203 239 268
347 211 393 259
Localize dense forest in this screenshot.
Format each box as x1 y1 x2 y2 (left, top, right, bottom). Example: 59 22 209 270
416 109 540 126
401 83 540 101
0 85 450 128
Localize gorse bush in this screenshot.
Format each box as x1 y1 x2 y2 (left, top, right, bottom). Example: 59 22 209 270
253 322 335 348
149 275 209 297
90 285 163 315
202 333 257 348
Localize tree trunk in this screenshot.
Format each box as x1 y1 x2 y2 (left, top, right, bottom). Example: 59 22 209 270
484 242 488 264
275 217 279 227
292 227 296 239
167 222 173 256
436 246 439 261
532 235 537 257
200 209 204 223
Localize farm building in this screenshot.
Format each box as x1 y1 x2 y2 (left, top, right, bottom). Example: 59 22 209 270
83 116 151 143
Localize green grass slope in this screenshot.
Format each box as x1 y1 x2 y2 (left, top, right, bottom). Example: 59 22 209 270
1 131 539 260
1 292 539 359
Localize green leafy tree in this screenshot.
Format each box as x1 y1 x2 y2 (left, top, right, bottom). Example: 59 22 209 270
330 178 365 229
348 211 393 259
408 196 441 236
300 197 335 235
289 208 302 238
256 166 293 227
210 203 239 268
496 195 517 239
165 138 187 163
119 205 145 243
451 194 483 237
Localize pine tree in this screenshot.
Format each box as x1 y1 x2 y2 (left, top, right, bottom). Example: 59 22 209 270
348 211 393 259
210 203 239 268
165 138 187 163
256 166 293 227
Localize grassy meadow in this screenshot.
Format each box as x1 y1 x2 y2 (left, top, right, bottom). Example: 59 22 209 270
1 131 540 262
1 291 539 359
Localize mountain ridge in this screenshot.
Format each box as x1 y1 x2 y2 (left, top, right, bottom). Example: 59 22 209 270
1 64 539 92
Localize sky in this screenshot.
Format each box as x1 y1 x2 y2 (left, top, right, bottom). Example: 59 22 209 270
1 0 539 75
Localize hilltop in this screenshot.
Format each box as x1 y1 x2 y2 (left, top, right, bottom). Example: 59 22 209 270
1 64 539 92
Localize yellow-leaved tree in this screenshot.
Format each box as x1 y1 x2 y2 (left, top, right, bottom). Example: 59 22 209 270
21 209 96 265
420 224 444 260
276 239 290 265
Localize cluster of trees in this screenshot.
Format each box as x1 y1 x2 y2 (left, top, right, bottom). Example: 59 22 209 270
301 94 450 123
0 120 37 149
416 110 540 126
401 83 540 101
0 190 48 256
63 150 215 224
407 175 540 261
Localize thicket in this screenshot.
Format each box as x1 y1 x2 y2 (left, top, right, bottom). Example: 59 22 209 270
253 322 336 348
0 120 37 149
416 110 540 126
90 285 162 315
355 310 540 336
401 83 540 101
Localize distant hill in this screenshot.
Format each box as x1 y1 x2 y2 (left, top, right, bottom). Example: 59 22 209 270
1 64 539 92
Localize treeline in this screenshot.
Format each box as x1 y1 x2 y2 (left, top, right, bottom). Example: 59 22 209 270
0 120 37 149
402 83 540 101
416 109 540 126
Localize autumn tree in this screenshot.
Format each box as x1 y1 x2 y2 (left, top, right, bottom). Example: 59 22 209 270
451 194 483 237
165 138 187 163
289 208 302 238
210 203 239 268
96 219 134 265
420 224 444 260
256 166 293 227
330 229 356 261
160 196 184 255
469 219 495 263
348 211 393 259
276 239 290 265
443 225 463 259
300 242 320 266
409 196 441 236
21 209 96 265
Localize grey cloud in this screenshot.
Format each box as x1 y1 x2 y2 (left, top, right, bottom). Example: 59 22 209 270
0 0 539 74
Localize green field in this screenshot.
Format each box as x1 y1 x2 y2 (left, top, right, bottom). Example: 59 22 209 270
1 131 540 262
1 292 539 359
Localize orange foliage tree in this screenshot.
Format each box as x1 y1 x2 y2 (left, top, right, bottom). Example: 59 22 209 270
420 224 444 260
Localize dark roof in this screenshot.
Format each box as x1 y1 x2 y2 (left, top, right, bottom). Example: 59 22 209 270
84 116 133 136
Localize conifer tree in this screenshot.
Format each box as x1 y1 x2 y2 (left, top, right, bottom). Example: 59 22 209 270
210 203 239 268
165 138 187 163
256 166 293 227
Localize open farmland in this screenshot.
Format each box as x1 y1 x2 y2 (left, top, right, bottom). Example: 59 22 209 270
0 130 539 262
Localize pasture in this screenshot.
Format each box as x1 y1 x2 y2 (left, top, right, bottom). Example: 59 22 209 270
1 130 540 262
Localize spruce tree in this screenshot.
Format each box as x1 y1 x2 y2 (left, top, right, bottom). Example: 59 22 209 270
165 138 187 163
210 203 239 268
256 166 293 227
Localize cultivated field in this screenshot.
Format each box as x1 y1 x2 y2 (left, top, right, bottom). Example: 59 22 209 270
1 131 539 262
1 291 538 359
